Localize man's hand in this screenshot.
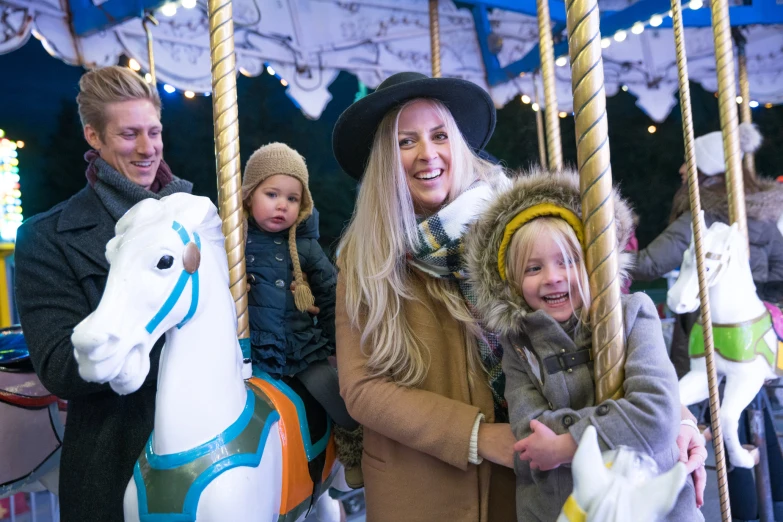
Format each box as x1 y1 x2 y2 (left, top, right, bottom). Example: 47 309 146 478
514 419 577 471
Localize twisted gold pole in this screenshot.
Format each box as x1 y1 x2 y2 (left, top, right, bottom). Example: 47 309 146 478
671 0 731 518
534 76 548 170
142 13 158 85
737 42 756 178
710 0 748 252
565 0 624 402
536 0 562 170
208 0 249 343
429 0 442 78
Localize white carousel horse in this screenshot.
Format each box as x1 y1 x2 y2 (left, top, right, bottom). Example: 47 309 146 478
668 218 782 469
557 426 687 522
71 193 346 522
0 327 65 498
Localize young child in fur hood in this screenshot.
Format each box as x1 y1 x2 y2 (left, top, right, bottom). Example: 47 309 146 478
242 142 363 487
464 169 703 522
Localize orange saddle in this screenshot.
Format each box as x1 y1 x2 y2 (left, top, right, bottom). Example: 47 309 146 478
248 372 337 520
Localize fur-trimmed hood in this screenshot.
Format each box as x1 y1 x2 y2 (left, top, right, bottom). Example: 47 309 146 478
464 168 634 338
670 176 783 224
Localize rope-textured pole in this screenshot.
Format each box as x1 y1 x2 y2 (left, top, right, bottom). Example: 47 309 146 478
536 0 562 170
710 0 748 251
142 14 158 85
208 0 249 346
737 41 756 178
671 0 731 518
534 77 548 170
429 0 442 78
565 0 625 402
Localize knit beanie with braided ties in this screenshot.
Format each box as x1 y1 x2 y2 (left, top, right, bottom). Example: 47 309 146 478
242 142 315 312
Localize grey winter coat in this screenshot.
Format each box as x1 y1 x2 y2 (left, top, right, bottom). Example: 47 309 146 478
464 169 701 522
633 179 783 283
502 294 702 522
246 208 337 377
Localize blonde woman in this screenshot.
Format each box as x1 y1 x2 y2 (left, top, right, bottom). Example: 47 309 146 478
332 72 517 521
15 66 192 521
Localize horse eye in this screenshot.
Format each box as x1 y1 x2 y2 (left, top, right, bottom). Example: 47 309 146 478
157 255 174 270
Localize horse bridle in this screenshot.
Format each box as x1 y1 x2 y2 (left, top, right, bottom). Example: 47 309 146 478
144 221 202 334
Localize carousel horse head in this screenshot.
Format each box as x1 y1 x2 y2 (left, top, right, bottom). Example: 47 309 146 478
558 426 687 522
667 217 746 315
72 194 225 395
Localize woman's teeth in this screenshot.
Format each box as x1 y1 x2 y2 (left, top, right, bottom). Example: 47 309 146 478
542 293 568 304
133 161 153 168
416 169 442 180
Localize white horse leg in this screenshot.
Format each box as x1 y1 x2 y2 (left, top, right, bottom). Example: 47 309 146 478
124 478 141 522
299 460 348 522
36 468 60 496
678 358 711 406
327 462 351 494
303 491 342 522
196 421 284 521
720 362 768 469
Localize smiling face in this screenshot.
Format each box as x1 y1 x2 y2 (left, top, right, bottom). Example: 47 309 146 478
519 233 583 322
84 99 163 190
249 174 303 233
507 218 586 323
397 100 453 216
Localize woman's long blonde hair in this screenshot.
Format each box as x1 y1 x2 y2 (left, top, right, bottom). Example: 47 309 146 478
337 98 503 386
505 217 592 326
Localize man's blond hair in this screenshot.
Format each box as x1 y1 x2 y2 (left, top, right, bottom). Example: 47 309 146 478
76 66 161 137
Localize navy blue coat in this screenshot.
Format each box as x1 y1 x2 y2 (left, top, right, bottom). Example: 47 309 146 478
246 208 337 377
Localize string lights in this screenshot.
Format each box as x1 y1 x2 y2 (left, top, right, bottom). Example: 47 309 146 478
114 1 776 114
518 4 778 121
0 133 23 242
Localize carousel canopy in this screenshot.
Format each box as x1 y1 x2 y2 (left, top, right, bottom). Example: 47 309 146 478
1 0 781 121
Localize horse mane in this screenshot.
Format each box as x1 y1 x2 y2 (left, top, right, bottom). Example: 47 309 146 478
106 195 224 265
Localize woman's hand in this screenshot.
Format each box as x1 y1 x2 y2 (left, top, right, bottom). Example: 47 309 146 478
477 422 516 469
678 405 707 508
514 419 577 471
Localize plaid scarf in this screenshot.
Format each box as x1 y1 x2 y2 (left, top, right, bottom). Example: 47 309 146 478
408 181 508 421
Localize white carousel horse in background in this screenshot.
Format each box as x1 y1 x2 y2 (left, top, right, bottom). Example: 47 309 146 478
71 194 346 522
0 327 66 499
557 426 687 522
668 217 782 468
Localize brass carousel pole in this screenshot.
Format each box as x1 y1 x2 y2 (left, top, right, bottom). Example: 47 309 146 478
207 0 250 356
564 0 625 401
429 0 442 78
670 0 731 518
734 30 756 178
534 76 548 170
536 0 563 170
142 14 158 85
710 0 748 250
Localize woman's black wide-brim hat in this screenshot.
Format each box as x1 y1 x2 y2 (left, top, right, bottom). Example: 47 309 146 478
332 72 497 180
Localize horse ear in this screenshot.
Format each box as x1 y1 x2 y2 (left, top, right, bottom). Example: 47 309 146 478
571 426 610 508
159 194 224 242
629 462 687 520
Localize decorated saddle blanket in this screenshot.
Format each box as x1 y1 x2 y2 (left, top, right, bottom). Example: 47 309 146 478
689 304 783 375
134 377 336 522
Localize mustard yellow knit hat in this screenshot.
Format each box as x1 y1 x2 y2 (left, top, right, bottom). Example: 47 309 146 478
242 143 315 312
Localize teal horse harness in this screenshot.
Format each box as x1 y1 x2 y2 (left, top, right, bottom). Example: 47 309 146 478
133 221 279 522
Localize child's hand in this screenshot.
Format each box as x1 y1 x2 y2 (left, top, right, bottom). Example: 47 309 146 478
514 419 576 471
290 281 320 315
